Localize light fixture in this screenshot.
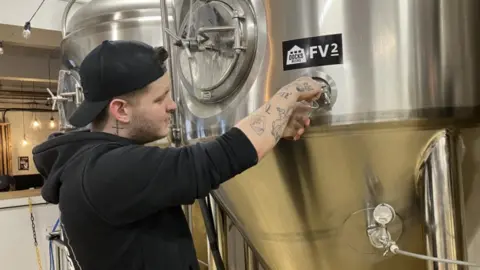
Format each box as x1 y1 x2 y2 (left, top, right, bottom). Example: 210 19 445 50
0 41 3 55
33 119 40 127
23 22 31 39
49 116 56 129
31 115 41 130
22 136 28 146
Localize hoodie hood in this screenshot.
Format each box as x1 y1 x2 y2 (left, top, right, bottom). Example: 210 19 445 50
32 131 135 204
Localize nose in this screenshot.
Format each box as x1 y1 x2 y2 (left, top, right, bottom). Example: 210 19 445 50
168 101 177 112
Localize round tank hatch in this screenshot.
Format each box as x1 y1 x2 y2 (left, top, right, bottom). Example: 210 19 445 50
176 0 257 103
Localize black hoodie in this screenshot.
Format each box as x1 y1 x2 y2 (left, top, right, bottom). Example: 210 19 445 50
32 127 257 270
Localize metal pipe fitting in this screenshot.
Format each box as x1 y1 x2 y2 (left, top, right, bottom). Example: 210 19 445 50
160 0 182 146
61 0 77 38
415 129 467 270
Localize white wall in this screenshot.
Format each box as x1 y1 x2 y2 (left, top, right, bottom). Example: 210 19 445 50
0 0 88 31
6 111 58 175
0 196 60 270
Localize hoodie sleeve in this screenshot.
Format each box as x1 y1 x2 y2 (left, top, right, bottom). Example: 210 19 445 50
83 127 258 225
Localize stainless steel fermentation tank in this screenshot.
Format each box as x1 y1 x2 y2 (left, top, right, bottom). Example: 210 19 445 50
56 0 480 269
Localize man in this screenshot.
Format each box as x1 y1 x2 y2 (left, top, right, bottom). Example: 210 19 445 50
32 40 321 270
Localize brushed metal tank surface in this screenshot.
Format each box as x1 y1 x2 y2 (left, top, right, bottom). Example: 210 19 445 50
58 0 175 129
172 1 480 269
213 123 480 269
61 0 169 71
176 0 480 142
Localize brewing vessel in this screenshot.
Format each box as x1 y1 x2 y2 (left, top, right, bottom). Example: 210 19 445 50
172 0 480 269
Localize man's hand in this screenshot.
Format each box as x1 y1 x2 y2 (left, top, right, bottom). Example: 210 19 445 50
235 76 322 159
282 77 323 101
279 77 322 140
282 102 312 140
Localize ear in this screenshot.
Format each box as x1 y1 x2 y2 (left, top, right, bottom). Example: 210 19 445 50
108 99 131 124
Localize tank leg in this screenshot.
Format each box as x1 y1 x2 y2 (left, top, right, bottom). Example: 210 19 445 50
208 197 229 269
215 202 229 269
244 242 260 270
415 129 467 269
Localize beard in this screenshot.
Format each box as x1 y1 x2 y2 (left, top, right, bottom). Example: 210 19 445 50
127 113 167 144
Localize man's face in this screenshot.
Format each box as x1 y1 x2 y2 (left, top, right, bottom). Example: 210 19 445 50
127 74 177 143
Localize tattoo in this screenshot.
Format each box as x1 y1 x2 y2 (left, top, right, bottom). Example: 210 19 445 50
113 120 124 135
250 115 266 136
265 103 272 114
277 91 292 99
271 106 293 142
296 82 314 92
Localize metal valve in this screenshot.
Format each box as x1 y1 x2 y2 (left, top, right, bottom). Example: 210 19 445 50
312 76 333 107
373 203 396 226
46 87 70 110
367 203 397 249
172 10 245 54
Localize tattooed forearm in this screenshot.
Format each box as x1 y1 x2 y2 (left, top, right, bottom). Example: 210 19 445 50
249 115 266 136
296 82 314 92
265 102 272 114
276 90 293 99
271 106 293 142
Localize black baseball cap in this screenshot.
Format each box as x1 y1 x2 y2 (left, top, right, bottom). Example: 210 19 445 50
68 40 168 127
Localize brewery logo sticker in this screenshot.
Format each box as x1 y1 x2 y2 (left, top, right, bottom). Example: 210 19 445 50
282 33 343 71
286 45 307 65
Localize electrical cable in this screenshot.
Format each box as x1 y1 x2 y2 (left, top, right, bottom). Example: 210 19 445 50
28 0 47 22
389 244 480 268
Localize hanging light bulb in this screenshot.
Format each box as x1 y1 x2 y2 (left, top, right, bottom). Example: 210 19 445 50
23 22 31 39
49 116 56 129
22 137 28 146
0 41 4 55
31 117 41 130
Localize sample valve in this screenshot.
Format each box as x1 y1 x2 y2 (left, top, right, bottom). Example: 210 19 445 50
367 203 396 249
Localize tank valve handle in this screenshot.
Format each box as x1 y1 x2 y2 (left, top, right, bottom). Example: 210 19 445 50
311 76 332 107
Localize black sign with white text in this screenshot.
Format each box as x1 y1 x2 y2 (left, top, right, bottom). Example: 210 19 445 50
282 34 343 71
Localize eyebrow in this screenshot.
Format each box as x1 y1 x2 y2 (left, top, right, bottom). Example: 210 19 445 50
153 88 170 102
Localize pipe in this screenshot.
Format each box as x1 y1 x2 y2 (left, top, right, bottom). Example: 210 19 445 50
159 0 195 253
0 90 50 98
159 0 182 146
244 242 259 270
364 166 381 230
214 202 228 269
415 129 467 270
1 108 57 122
61 0 77 38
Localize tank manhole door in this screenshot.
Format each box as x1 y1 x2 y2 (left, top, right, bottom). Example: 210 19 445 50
49 70 84 130
176 0 257 104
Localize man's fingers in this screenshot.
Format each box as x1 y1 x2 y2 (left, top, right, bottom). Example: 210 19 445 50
304 117 310 127
297 89 321 101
